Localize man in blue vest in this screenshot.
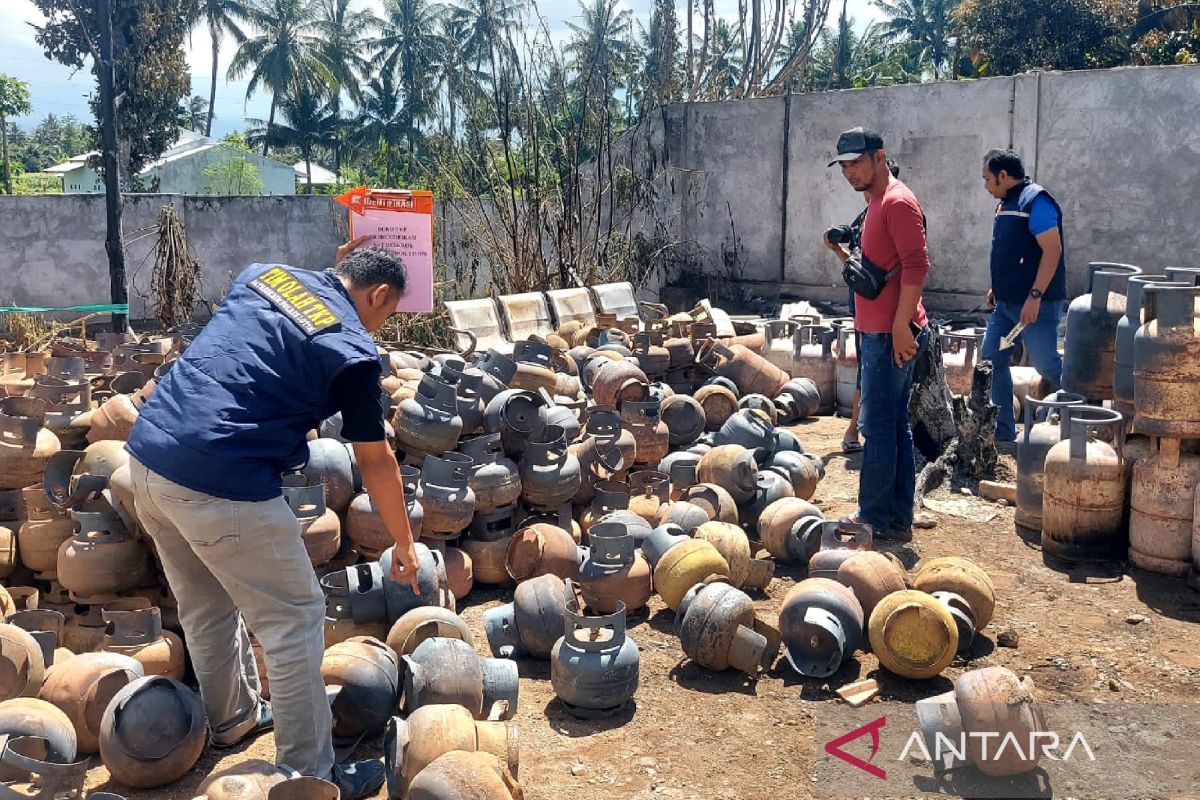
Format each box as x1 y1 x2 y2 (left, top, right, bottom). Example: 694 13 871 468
125 240 417 799
978 149 1067 441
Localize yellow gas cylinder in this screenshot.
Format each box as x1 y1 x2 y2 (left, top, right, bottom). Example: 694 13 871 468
868 590 958 679
652 538 729 611
911 556 996 631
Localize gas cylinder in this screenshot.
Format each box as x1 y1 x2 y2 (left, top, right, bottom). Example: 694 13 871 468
378 544 455 622
0 697 78 769
631 332 671 380
639 524 689 570
680 483 738 525
774 378 822 424
834 325 858 417
622 399 669 467
510 340 559 395
457 433 521 514
56 500 151 603
1128 436 1200 577
713 410 777 455
1114 276 1182 419
474 350 518 405
911 556 996 631
0 398 61 491
661 454 700 500
1061 263 1142 402
757 497 824 565
321 636 400 740
660 395 705 447
778 578 864 678
18 486 74 581
407 750 522 800
694 521 772 590
301 438 355 514
386 607 475 657
940 328 984 395
766 450 823 500
955 667 1046 776
281 479 341 567
741 469 795 536
195 760 292 800
836 551 908 622
760 320 798 375
394 374 464 456
652 538 730 610
589 360 649 407
383 705 519 799
790 324 836 415
345 492 393 559
1133 283 1200 438
697 445 758 504
1014 393 1085 535
550 585 639 719
400 637 519 721
482 389 547 461
696 341 789 398
868 590 958 679
1041 406 1126 563
0 623 44 702
808 520 873 580
98 675 208 789
675 581 780 675
38 652 143 754
444 547 473 601
578 520 653 614
418 454 477 540
101 607 185 681
627 471 669 526
518 425 581 511
692 385 738 432
505 523 583 584
484 573 567 659
461 520 514 587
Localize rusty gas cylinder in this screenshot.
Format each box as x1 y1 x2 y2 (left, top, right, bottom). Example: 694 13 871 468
195 760 292 800
835 551 908 622
0 398 61 491
1114 276 1183 419
696 341 789 398
627 471 669 526
400 637 519 721
622 398 669 466
505 523 583 584
631 332 671 380
407 750 522 800
1133 283 1200 438
0 623 45 702
660 394 705 446
941 329 984 395
791 324 836 415
98 675 208 789
384 705 519 799
697 445 758 504
510 341 559 395
100 607 185 681
1041 406 1126 563
692 385 738 432
1014 393 1086 535
868 590 958 680
18 487 73 581
444 547 473 601
346 492 393 559
281 478 341 567
589 360 649 408
418 454 477 540
695 521 772 590
38 652 143 754
809 521 873 580
955 667 1046 776
1128 436 1200 576
56 500 151 603
757 497 824 565
321 636 400 740
1062 263 1141 403
676 581 780 676
386 607 475 657
457 433 521 513
778 578 864 678
834 325 858 417
578 520 653 614
461 534 514 588
681 483 738 525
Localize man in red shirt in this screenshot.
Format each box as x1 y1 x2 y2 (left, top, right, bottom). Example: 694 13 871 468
824 128 931 541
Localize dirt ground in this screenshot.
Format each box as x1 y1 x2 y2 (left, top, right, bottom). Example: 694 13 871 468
84 414 1200 800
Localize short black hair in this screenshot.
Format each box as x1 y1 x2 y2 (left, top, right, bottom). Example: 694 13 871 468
886 158 900 178
335 247 408 294
984 149 1026 180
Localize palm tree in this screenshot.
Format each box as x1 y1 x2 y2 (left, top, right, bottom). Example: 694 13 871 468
196 0 251 137
566 0 634 124
806 0 903 90
355 71 408 187
376 0 445 173
874 0 960 79
228 0 333 157
250 82 340 192
448 0 524 83
316 0 378 171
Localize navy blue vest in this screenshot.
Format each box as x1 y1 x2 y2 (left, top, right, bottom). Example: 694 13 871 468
990 181 1067 304
127 264 380 501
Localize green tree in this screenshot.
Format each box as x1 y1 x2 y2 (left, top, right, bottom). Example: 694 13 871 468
874 0 960 79
228 0 333 157
250 82 338 192
194 0 251 137
0 75 33 195
1130 1 1200 64
377 0 444 175
637 0 680 113
204 137 265 194
955 0 1138 74
184 95 210 131
355 71 408 186
316 0 378 170
805 0 912 89
566 0 635 129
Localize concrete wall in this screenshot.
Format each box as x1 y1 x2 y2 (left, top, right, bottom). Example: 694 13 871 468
634 64 1200 310
0 194 347 320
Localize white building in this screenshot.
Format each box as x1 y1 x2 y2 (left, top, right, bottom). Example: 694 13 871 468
45 130 297 196
293 161 339 190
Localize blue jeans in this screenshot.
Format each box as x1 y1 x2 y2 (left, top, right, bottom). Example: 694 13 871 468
857 326 929 533
981 299 1064 440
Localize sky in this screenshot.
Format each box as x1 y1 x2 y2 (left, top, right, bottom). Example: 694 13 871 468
0 0 880 142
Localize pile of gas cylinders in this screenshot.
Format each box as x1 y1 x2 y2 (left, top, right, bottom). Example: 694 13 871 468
0 300 1017 798
1014 263 1200 589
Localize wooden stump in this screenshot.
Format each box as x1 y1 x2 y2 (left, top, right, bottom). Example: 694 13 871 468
909 333 999 501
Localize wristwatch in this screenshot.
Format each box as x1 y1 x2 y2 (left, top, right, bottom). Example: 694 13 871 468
1029 288 1044 299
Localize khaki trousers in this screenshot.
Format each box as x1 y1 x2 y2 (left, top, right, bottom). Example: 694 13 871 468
129 458 334 777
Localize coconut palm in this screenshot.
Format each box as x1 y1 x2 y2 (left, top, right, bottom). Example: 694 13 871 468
874 0 960 79
250 82 340 192
566 0 635 118
195 0 252 137
228 0 333 157
448 0 524 83
376 0 445 171
316 0 378 171
355 71 409 187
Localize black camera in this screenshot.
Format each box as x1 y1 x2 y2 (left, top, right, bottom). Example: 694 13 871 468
825 224 856 245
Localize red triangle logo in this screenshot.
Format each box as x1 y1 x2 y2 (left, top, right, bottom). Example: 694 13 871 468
824 715 887 779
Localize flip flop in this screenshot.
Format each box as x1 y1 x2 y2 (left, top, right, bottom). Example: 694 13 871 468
841 440 863 453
